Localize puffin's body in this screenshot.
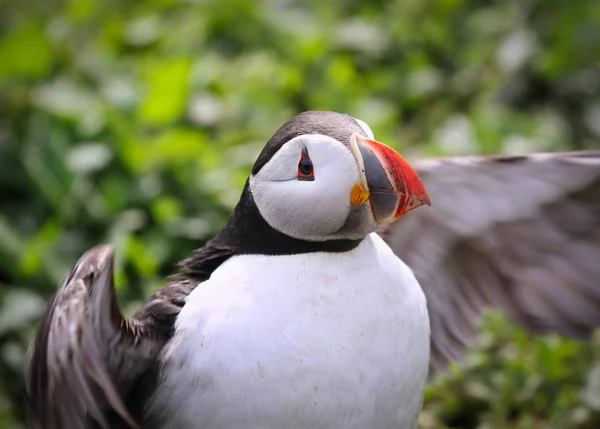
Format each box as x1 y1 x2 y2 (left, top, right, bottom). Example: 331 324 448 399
27 111 432 429
149 234 429 429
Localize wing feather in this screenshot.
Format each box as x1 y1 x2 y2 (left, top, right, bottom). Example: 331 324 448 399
26 246 172 429
380 152 600 370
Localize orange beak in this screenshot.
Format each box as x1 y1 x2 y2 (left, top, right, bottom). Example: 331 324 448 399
350 133 431 224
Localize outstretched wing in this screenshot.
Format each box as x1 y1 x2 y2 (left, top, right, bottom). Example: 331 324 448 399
26 246 182 429
380 152 600 370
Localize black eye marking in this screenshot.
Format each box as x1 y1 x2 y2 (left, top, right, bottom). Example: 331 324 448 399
298 147 315 181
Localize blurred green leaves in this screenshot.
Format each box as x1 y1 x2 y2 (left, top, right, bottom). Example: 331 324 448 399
422 314 600 429
0 21 54 82
0 0 599 427
138 58 192 125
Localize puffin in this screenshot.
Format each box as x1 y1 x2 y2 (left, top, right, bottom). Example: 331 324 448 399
27 111 433 429
27 111 600 428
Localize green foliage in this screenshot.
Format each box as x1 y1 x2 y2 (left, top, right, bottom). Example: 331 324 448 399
0 0 599 427
422 314 600 428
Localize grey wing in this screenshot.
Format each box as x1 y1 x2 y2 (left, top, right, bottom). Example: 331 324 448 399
379 152 600 370
26 245 184 429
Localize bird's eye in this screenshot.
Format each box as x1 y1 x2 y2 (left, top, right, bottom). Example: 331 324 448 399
299 159 313 176
298 147 315 181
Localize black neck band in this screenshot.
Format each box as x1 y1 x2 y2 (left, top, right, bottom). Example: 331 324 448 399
179 183 361 281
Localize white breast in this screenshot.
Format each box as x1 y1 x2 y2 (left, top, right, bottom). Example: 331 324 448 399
147 234 430 429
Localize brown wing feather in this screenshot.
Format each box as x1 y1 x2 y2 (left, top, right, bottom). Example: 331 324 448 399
380 152 600 370
26 246 176 429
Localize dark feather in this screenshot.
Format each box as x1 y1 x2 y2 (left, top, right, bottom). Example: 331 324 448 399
380 151 600 370
26 246 175 429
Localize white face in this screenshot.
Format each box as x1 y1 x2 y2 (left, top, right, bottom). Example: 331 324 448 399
249 134 379 241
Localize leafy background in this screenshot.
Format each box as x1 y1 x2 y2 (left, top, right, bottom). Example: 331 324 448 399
1 0 600 427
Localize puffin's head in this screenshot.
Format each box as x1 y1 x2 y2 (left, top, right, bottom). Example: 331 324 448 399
249 111 430 242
